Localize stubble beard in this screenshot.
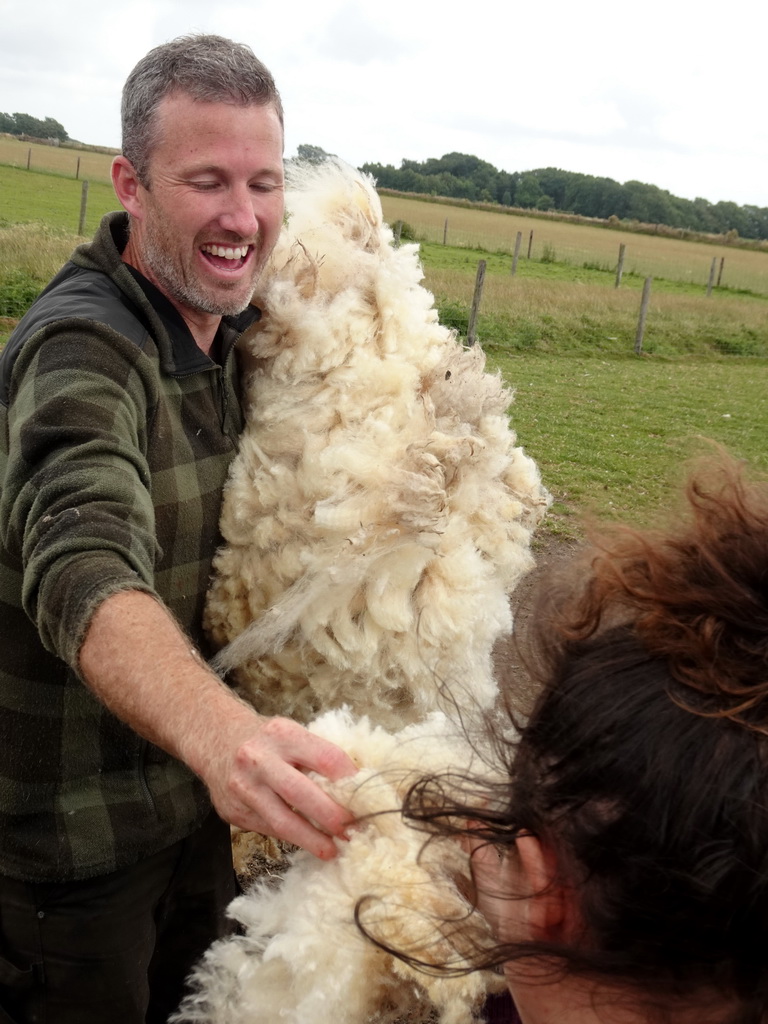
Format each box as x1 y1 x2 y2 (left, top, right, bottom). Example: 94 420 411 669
141 219 260 318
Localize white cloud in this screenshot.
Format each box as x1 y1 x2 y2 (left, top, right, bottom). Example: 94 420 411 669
0 0 766 207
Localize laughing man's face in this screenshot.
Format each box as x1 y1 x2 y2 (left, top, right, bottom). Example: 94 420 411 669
129 91 284 320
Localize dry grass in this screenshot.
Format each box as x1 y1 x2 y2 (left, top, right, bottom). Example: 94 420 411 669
0 137 114 184
3 143 766 294
424 267 768 357
381 194 768 294
0 222 78 281
427 268 767 322
0 223 79 315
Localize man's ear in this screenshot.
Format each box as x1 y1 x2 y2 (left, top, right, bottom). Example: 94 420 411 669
111 155 143 218
515 833 569 941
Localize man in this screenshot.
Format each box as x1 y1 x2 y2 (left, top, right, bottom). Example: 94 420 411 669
0 34 356 1024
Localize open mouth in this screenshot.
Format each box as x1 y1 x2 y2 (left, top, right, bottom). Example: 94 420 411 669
200 243 253 272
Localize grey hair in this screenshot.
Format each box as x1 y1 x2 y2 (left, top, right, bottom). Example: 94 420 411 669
121 33 284 185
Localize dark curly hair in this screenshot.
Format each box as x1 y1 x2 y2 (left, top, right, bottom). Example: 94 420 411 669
373 451 768 1023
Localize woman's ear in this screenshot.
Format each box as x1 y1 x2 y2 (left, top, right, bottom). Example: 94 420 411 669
515 833 569 941
111 155 143 218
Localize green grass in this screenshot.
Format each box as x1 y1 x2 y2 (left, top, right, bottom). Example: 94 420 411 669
0 222 81 316
491 353 768 537
0 166 119 236
1 325 755 545
383 193 768 296
1 171 767 546
427 271 768 360
0 319 15 346
420 241 768 299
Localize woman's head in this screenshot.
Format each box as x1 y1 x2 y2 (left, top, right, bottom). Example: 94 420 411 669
403 452 768 1021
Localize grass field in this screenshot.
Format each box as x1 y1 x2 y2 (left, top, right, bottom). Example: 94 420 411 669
4 145 767 296
421 251 768 359
0 136 115 184
488 352 768 537
1 158 767 543
381 194 768 296
0 166 119 236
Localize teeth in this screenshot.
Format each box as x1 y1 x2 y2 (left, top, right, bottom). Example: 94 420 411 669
203 245 249 260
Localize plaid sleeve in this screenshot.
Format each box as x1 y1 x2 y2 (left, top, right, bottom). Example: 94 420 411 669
1 319 161 667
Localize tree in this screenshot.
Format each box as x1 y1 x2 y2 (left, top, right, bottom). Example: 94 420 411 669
532 168 569 209
622 181 677 225
296 144 334 164
1 111 68 141
713 201 748 238
41 117 68 142
514 173 543 209
496 171 518 206
563 175 624 219
690 197 719 234
363 152 768 240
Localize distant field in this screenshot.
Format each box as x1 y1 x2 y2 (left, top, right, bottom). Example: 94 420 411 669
0 166 119 235
380 194 768 296
421 251 768 359
0 137 114 184
1 173 767 540
1 167 766 358
4 142 767 297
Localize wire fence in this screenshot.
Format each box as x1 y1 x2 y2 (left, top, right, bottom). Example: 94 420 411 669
4 139 768 298
394 217 768 297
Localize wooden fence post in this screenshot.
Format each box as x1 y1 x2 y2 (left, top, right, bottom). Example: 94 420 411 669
527 230 534 259
706 257 717 297
78 180 89 236
443 218 448 245
393 220 402 246
615 243 626 288
717 257 725 288
76 156 81 180
467 260 487 347
511 231 522 275
634 277 652 354
26 148 31 171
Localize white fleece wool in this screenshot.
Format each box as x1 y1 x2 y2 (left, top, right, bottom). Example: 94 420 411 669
173 709 506 1024
204 158 550 730
190 161 546 1023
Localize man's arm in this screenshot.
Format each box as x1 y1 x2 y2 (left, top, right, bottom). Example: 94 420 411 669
79 589 357 860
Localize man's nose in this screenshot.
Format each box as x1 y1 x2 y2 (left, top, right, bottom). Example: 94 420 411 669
218 185 259 238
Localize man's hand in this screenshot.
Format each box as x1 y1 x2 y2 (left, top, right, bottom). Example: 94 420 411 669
192 710 357 860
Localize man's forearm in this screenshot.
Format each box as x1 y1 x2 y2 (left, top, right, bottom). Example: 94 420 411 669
78 588 356 859
78 588 253 772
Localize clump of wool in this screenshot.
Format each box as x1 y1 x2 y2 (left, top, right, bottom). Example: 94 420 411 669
204 158 550 730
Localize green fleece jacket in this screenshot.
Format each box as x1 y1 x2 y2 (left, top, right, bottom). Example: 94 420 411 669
0 212 257 882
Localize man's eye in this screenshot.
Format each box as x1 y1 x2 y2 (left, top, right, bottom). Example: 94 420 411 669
192 181 219 191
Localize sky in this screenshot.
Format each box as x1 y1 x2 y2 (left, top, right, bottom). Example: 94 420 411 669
2 0 766 209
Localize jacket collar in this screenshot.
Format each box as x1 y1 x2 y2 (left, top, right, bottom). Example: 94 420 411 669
81 212 261 375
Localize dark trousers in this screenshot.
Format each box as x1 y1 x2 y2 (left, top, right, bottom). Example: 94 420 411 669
0 811 237 1024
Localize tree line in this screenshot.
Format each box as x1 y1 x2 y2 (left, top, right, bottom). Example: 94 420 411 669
1 112 68 143
360 152 768 242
